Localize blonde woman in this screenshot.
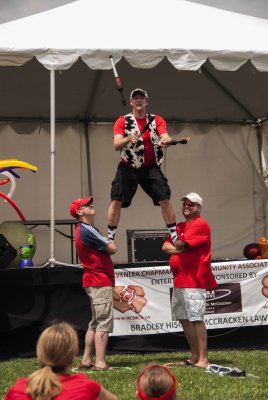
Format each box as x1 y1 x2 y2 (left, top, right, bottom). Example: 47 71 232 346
4 322 117 400
136 364 177 400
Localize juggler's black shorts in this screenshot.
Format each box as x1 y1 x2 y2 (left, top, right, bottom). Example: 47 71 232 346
110 162 171 208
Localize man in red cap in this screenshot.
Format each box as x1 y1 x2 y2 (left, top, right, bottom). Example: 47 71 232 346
162 193 217 369
70 196 117 371
107 88 177 244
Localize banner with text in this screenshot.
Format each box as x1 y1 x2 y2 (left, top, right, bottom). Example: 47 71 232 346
112 259 268 336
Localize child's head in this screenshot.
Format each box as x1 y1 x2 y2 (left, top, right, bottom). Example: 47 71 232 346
26 322 79 400
37 322 78 370
136 364 177 400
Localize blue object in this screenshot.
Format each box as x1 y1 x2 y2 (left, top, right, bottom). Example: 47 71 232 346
19 258 33 268
19 244 34 268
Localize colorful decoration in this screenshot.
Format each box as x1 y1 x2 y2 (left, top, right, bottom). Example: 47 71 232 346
243 243 261 260
0 221 36 268
0 159 38 222
0 159 38 171
19 233 35 268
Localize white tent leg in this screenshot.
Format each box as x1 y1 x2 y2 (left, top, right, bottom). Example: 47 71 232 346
44 70 81 268
43 70 81 268
50 69 56 266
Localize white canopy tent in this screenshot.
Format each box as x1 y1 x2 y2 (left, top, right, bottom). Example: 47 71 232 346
1 0 268 264
1 0 268 70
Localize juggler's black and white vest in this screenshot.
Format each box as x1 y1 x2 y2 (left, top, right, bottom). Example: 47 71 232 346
121 113 164 169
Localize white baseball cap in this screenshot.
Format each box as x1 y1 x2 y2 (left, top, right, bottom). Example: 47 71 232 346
181 192 203 206
130 88 148 100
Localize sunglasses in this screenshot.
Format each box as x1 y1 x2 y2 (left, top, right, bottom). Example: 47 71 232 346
80 203 94 209
182 202 199 208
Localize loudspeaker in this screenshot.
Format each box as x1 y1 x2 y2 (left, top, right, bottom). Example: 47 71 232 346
0 234 17 269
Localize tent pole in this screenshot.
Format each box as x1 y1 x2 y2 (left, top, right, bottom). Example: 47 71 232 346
0 116 257 125
256 121 263 175
50 70 56 267
84 121 92 195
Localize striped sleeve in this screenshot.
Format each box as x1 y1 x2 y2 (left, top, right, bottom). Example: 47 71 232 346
80 223 109 251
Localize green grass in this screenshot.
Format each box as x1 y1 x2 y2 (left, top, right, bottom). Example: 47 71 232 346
0 350 267 399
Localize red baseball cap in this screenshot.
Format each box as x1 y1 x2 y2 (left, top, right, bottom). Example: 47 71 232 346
69 196 93 218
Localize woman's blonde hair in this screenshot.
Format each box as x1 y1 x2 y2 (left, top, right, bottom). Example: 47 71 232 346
136 364 177 400
26 322 79 400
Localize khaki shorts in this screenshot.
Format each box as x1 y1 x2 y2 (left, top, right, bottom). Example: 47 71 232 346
171 288 206 322
85 286 114 333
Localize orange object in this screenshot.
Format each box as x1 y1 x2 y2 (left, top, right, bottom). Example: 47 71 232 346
259 237 268 259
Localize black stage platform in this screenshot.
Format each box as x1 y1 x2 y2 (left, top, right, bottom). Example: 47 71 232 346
0 265 267 360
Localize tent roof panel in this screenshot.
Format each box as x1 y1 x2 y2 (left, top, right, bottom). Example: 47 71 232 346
1 0 268 122
1 58 268 122
1 0 268 70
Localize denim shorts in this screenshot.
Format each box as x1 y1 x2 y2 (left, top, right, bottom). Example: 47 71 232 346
85 286 114 332
171 288 206 322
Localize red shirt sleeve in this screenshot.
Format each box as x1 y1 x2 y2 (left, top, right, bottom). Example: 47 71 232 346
114 116 125 136
155 115 168 135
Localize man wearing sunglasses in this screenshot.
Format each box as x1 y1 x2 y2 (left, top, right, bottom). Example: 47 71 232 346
70 196 117 371
162 192 217 368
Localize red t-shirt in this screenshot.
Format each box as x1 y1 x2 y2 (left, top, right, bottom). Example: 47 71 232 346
4 373 101 400
114 115 167 166
166 216 217 289
75 223 115 287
